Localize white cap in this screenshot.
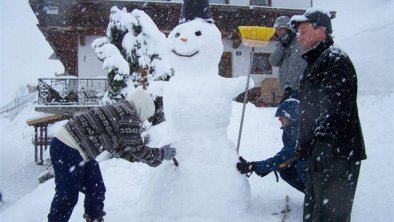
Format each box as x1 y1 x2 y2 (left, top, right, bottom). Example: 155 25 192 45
127 90 155 121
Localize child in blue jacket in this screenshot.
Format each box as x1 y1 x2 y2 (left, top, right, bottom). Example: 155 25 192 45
237 99 307 192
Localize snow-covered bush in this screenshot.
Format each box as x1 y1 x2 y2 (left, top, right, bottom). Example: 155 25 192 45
92 6 173 104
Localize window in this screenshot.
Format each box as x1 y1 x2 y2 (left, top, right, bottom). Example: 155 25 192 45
250 0 270 6
209 0 228 4
219 52 232 78
251 53 272 74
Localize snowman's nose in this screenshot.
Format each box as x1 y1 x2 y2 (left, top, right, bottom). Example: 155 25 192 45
180 38 188 42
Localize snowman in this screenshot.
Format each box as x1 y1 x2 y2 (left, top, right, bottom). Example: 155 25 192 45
140 0 254 220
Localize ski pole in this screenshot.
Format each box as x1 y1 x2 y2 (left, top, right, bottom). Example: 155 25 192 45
236 47 255 154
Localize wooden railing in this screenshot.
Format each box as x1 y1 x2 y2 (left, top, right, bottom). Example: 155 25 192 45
38 77 108 105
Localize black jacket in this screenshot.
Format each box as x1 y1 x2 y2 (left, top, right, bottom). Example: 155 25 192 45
297 38 367 161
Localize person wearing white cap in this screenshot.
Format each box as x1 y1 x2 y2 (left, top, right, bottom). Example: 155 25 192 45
269 15 306 102
47 89 176 222
291 8 366 222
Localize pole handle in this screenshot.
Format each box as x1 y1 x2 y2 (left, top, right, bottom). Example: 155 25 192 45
279 155 300 169
173 158 179 167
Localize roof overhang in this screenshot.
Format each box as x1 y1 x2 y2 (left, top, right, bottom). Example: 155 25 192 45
29 0 316 75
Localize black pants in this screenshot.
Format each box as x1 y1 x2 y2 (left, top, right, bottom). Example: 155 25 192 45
48 138 106 222
279 160 308 193
303 156 361 222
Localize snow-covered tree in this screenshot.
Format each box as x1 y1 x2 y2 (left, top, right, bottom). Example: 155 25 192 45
92 6 173 104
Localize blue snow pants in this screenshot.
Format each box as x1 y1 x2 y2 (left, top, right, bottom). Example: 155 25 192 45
279 160 308 193
48 137 106 222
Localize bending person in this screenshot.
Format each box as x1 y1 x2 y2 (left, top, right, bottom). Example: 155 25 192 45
48 90 176 222
237 99 307 193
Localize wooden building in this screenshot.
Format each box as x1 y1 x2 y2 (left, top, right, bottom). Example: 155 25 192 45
29 0 317 112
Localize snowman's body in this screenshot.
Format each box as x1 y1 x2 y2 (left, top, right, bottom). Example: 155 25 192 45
141 19 252 219
165 75 234 139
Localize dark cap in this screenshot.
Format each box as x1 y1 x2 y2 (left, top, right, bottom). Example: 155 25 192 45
290 8 333 34
275 99 300 121
179 0 214 24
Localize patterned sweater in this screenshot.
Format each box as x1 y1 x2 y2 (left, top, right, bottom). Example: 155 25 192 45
64 100 162 163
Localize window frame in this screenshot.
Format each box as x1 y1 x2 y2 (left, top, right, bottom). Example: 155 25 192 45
251 52 272 75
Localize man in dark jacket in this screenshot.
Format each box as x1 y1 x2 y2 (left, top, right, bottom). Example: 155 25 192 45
236 99 308 193
291 8 367 222
48 90 176 222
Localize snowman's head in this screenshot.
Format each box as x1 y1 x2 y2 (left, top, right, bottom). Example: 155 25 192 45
168 19 223 74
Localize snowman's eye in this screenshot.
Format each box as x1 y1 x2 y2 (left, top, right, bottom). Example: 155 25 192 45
195 31 202 36
175 33 180 38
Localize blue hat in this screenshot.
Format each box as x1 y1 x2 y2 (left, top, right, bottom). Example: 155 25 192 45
290 8 333 34
275 98 300 121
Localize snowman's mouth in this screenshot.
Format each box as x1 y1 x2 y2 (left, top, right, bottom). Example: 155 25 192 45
172 49 199 57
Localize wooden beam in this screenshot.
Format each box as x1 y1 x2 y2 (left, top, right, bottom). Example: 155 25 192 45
26 114 68 126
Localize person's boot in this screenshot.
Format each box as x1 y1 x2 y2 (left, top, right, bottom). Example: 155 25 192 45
83 211 106 222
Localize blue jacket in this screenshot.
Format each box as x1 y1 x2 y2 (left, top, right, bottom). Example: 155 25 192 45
253 99 308 187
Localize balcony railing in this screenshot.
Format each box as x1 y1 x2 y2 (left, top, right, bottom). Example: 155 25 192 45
38 77 108 105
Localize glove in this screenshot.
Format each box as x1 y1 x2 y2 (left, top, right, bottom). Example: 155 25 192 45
145 159 162 167
236 156 256 175
311 139 334 172
253 160 271 178
160 145 177 161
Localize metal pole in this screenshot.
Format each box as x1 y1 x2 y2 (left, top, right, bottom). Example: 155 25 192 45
44 125 48 151
39 126 44 165
236 47 255 154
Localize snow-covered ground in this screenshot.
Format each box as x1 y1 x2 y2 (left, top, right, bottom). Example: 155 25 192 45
0 95 393 221
0 0 393 221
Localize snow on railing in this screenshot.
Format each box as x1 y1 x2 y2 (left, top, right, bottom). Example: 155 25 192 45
38 78 108 105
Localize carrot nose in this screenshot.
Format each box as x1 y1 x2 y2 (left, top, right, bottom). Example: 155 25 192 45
180 38 188 42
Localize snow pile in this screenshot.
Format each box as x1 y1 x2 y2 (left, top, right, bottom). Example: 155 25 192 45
0 102 47 210
93 42 129 76
0 1 64 107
